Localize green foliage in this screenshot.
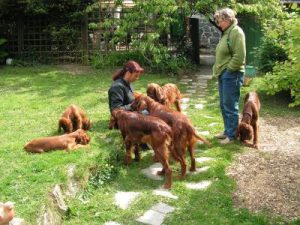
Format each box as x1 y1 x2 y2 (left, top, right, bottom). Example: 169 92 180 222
0 38 7 64
87 0 285 74
90 51 145 68
254 38 287 73
260 15 300 107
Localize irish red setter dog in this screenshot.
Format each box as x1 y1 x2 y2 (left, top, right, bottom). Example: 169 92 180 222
58 104 91 133
24 129 90 153
147 83 182 112
110 109 173 189
236 92 261 148
132 94 211 179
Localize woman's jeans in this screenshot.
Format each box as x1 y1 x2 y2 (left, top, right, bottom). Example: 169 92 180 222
218 70 244 140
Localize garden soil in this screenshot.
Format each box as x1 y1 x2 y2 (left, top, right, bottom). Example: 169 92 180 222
227 116 300 221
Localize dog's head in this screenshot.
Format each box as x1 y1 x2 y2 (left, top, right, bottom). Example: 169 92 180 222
236 122 253 142
82 119 91 131
74 129 90 145
58 118 73 133
131 93 147 112
147 83 165 104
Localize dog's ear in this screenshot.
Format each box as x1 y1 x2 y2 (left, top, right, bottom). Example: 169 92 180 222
83 119 91 130
153 87 164 103
58 118 72 133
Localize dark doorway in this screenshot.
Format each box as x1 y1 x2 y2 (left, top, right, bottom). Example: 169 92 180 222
189 18 200 64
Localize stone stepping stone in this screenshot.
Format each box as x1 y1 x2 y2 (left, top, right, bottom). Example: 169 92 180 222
181 104 189 110
114 191 140 209
196 83 208 87
195 103 204 109
208 122 218 127
203 115 214 119
196 157 215 163
153 188 178 199
10 218 25 225
187 166 210 175
197 131 210 136
141 163 164 181
186 180 212 190
197 75 212 80
136 202 175 225
186 89 197 94
105 222 121 225
180 78 193 82
181 97 190 103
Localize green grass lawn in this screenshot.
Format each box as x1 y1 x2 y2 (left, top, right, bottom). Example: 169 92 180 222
0 66 299 225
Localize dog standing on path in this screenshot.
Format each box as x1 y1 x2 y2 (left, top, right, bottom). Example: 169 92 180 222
236 92 261 148
146 83 182 112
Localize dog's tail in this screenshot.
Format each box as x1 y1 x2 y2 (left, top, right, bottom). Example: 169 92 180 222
194 133 211 147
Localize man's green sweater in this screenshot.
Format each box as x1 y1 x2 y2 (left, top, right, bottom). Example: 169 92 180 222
213 21 246 78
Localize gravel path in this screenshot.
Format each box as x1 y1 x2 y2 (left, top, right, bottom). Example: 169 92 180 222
227 116 300 220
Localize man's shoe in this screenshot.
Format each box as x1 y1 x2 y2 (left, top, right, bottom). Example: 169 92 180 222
214 132 227 139
219 137 233 144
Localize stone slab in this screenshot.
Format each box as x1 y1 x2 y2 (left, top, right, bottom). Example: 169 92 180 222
141 163 164 181
153 189 178 199
186 180 212 190
114 191 140 209
196 157 215 163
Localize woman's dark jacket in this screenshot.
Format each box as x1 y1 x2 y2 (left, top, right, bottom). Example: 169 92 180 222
108 78 134 113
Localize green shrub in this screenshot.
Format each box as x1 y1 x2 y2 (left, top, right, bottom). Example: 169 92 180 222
260 14 300 107
0 38 7 64
90 50 192 75
90 51 145 69
254 38 287 73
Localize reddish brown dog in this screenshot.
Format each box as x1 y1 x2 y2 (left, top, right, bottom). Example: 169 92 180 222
58 104 91 133
24 129 90 153
132 94 211 179
111 109 173 189
236 92 261 148
147 83 182 112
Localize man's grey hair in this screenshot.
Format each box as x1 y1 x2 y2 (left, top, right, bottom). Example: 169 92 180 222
214 8 237 23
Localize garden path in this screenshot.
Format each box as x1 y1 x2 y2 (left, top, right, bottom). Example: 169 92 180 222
105 66 216 225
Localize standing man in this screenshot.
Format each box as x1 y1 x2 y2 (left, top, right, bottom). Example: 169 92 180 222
213 8 246 144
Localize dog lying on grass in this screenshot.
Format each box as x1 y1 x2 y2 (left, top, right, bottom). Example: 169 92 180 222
236 92 261 148
24 129 90 153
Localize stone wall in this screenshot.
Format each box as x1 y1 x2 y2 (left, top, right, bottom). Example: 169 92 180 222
192 14 221 54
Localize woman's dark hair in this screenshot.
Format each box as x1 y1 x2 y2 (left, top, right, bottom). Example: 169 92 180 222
112 60 144 81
